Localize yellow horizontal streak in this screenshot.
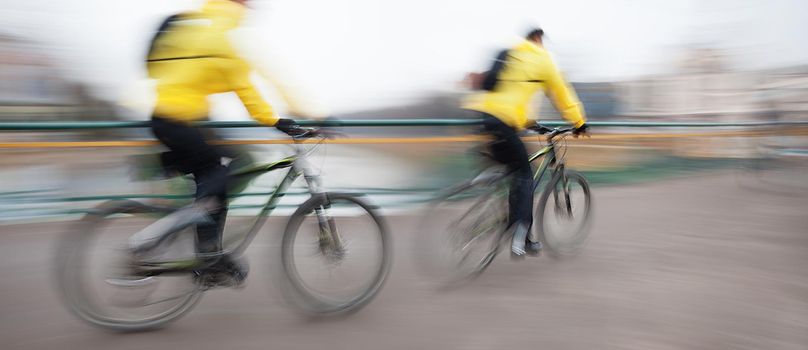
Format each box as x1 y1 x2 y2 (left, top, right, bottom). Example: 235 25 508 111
0 130 805 149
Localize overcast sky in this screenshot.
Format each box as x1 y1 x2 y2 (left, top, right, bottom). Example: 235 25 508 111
1 0 807 118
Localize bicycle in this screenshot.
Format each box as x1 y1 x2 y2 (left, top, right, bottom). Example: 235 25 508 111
417 124 592 283
55 128 391 331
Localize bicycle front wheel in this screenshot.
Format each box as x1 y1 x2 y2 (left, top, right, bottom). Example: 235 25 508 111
536 170 593 257
280 193 390 315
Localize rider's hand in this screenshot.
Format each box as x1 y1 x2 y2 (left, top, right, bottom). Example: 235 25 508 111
275 118 307 137
573 123 589 138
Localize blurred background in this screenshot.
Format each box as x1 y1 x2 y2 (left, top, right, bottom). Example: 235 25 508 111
1 0 807 349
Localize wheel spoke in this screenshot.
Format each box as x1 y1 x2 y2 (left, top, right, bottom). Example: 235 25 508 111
281 194 389 314
141 288 200 307
417 179 507 284
537 171 592 257
56 211 203 331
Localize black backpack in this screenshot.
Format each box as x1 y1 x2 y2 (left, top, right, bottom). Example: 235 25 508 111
145 13 187 64
476 48 545 91
481 49 510 91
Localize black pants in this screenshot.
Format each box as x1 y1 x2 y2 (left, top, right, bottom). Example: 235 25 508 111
151 116 228 253
480 113 534 231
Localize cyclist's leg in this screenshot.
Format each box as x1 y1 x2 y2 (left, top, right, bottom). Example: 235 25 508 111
507 144 533 230
481 114 535 255
192 165 228 254
480 114 533 229
150 116 229 256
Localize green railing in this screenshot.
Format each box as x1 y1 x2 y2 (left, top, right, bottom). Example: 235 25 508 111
2 118 808 221
2 119 808 131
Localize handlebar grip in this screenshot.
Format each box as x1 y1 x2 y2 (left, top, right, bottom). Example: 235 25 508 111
545 126 576 139
290 127 318 139
530 124 554 134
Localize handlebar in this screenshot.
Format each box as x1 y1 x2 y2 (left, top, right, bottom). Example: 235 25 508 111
290 127 319 140
290 127 344 141
528 124 576 140
281 117 345 141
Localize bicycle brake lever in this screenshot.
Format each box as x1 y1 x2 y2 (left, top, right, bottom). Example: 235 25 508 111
531 125 553 134
290 127 317 140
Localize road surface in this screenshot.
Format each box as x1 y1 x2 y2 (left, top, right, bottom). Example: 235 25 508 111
1 172 807 350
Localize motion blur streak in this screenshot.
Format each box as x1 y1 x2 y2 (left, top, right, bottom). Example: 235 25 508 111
1 0 807 349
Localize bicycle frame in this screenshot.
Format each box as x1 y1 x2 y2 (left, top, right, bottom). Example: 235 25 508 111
528 136 565 193
462 132 567 198
139 141 329 275
462 133 567 216
223 142 328 256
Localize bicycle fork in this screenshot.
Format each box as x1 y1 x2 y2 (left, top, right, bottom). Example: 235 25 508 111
552 168 574 218
298 157 345 259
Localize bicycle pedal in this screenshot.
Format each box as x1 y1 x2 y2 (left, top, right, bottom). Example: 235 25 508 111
195 271 240 289
194 261 248 290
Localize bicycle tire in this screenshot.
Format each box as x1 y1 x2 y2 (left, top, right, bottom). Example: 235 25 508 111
54 200 204 331
279 193 391 315
535 170 593 258
414 172 509 285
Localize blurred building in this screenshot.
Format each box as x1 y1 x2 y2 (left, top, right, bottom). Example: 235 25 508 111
0 33 116 121
571 82 619 119
756 64 808 121
534 82 620 120
620 47 808 121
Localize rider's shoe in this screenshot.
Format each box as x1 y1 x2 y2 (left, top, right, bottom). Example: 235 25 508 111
196 254 249 289
525 240 543 257
510 223 530 259
219 254 249 288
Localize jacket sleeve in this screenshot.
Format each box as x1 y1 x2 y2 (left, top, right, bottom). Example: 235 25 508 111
228 57 279 126
214 29 278 126
544 59 586 128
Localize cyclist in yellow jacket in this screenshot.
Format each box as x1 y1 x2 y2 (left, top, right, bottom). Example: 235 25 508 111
464 28 589 257
147 0 303 285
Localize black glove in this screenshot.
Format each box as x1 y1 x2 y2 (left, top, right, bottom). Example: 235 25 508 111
275 118 305 136
573 123 589 136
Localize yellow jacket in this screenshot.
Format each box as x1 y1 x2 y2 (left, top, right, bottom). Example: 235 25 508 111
147 0 277 125
464 40 586 130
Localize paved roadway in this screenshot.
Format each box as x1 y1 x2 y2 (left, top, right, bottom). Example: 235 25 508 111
1 172 807 350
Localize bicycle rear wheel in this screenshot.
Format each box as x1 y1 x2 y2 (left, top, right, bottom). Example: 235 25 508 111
280 193 390 315
415 174 509 285
535 170 592 257
55 201 203 331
